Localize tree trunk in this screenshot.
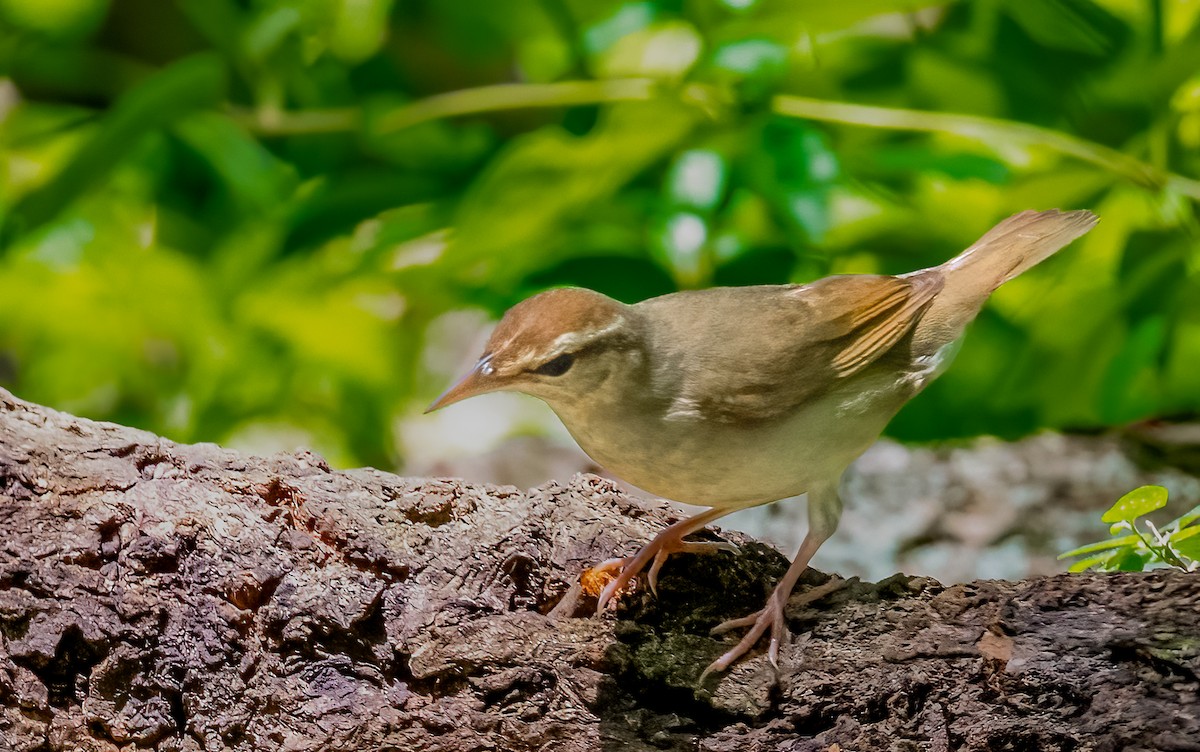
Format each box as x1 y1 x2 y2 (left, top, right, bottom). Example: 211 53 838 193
1 388 1196 751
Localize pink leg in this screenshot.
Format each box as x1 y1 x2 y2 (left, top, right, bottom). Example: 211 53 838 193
594 507 736 614
700 482 844 682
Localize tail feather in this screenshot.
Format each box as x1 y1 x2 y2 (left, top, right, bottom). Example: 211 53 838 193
910 208 1098 356
943 209 1098 291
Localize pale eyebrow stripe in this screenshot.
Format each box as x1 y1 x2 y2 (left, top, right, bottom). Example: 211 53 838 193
514 315 626 370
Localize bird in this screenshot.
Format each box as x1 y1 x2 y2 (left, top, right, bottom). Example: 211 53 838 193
426 209 1098 679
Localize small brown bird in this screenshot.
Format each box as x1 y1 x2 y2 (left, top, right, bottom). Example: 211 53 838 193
427 209 1097 678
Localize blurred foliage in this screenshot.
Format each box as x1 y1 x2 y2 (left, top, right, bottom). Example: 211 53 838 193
1 0 1200 469
1060 485 1200 571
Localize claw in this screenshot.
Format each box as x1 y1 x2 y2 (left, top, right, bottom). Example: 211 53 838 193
700 483 847 682
701 576 846 683
702 593 787 679
588 508 735 614
767 605 787 668
646 549 668 598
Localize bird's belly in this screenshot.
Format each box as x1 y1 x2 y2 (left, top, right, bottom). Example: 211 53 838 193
557 367 924 508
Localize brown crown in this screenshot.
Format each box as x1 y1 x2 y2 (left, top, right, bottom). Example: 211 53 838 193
484 288 627 370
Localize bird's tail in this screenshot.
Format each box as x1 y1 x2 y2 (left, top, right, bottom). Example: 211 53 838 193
910 209 1098 355
941 208 1098 296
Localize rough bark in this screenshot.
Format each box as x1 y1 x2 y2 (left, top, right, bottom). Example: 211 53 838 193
0 388 1196 752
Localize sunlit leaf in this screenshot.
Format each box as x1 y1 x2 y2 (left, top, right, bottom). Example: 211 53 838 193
583 2 657 54
1057 534 1142 559
327 0 395 63
1169 524 1200 544
711 38 786 79
724 0 959 41
1112 549 1151 571
7 55 227 237
361 96 494 173
1175 535 1200 562
1101 485 1169 524
743 119 839 242
1175 506 1200 531
1067 550 1119 572
173 112 299 213
666 150 728 210
594 21 703 78
242 6 302 62
653 211 709 285
450 101 696 284
0 0 110 38
1002 0 1126 57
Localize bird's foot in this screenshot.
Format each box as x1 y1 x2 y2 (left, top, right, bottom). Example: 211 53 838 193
701 592 788 683
592 521 737 613
700 576 845 683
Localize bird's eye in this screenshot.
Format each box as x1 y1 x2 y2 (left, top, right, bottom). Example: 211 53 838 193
533 353 574 377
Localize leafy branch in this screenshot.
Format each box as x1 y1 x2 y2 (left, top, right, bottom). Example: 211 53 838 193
230 79 722 136
1059 485 1200 572
232 78 1200 202
771 95 1200 201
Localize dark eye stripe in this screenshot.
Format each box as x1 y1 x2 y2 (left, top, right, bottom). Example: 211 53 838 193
533 353 574 377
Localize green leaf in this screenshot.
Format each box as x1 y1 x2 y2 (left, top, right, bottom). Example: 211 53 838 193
1169 524 1200 544
1175 533 1200 562
7 54 227 238
450 101 696 283
1002 0 1125 57
743 119 838 242
172 112 299 214
1173 506 1200 531
242 6 302 62
327 0 396 64
1068 550 1119 572
583 2 657 55
0 0 110 39
1097 315 1168 424
869 146 1010 184
717 0 760 10
361 95 494 173
1101 485 1169 524
1111 548 1151 572
731 0 959 39
594 21 703 78
1057 534 1142 560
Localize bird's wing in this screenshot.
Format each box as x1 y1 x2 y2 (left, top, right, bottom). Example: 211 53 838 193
657 273 944 423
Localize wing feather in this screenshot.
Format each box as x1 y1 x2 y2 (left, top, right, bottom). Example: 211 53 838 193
641 272 944 424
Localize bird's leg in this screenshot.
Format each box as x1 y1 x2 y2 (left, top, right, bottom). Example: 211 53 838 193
701 483 843 682
594 507 736 613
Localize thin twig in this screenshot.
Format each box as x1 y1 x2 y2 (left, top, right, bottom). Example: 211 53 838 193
373 78 661 132
229 78 1200 203
230 106 359 135
771 93 1200 201
231 79 668 136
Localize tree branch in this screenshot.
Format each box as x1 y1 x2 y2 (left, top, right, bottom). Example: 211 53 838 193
0 387 1195 751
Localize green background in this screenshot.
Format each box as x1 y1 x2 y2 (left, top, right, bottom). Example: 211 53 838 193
2 0 1198 470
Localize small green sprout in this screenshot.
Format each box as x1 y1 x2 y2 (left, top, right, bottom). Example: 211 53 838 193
1059 485 1200 573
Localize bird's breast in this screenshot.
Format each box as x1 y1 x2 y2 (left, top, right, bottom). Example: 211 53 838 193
549 365 924 508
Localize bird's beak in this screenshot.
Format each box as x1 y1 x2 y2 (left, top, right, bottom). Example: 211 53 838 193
425 357 499 413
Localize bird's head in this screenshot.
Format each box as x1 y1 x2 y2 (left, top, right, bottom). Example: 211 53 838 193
426 288 640 413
